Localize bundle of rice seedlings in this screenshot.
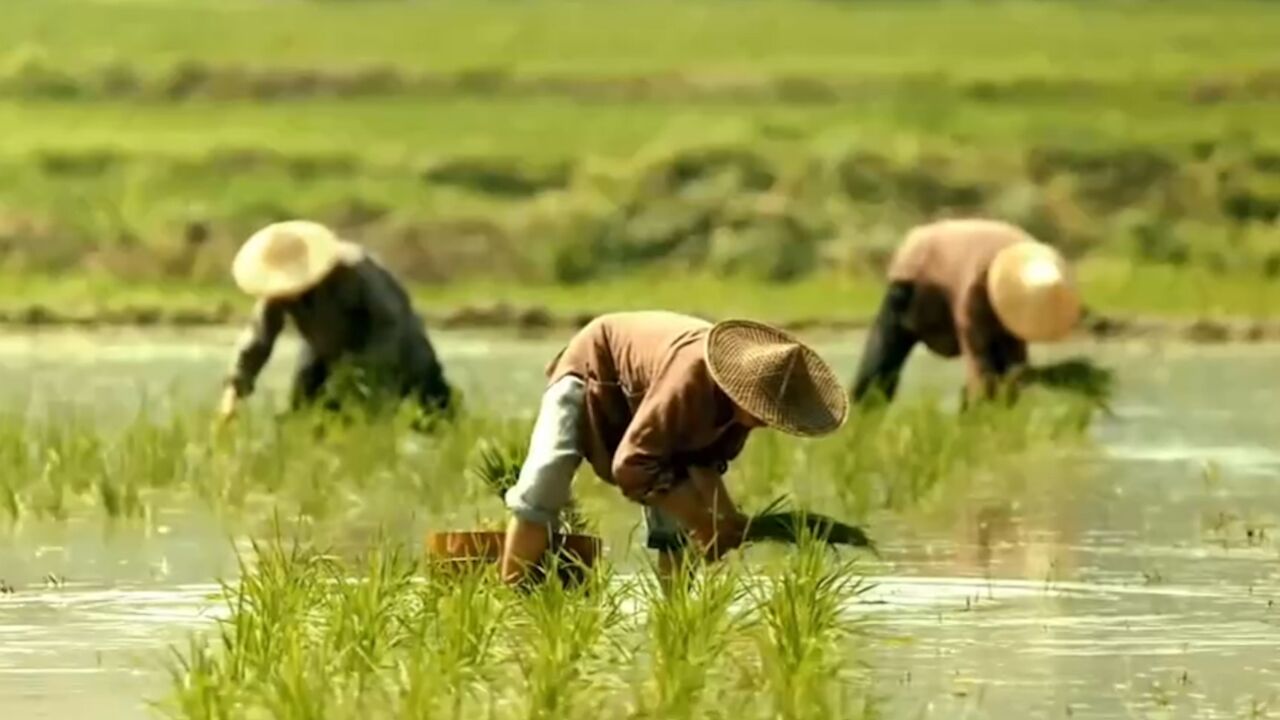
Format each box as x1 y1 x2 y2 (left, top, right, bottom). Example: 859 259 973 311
1022 357 1115 409
468 438 593 535
469 438 525 498
743 497 876 552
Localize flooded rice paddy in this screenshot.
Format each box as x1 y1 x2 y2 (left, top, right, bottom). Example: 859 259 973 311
1 329 1278 719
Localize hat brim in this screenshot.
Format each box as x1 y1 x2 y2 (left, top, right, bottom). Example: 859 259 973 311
987 242 1081 343
233 224 363 298
705 320 848 437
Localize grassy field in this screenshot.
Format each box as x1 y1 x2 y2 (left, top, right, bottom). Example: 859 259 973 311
4 0 1273 80
0 0 1278 319
7 96 1275 159
3 261 1280 328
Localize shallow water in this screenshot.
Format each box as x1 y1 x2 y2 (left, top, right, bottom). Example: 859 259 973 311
0 329 1278 718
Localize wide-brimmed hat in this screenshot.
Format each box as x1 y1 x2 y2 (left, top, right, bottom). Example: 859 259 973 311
705 319 848 437
986 241 1080 343
232 220 365 298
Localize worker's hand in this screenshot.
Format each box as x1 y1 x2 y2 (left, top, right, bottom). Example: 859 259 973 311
690 466 747 561
216 386 239 426
652 467 746 563
501 516 552 586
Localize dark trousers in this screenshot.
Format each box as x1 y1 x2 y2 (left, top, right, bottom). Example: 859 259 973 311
851 282 918 404
289 347 454 418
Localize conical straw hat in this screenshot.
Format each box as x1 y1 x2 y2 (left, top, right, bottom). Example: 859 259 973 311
986 241 1080 342
232 220 365 299
705 320 848 437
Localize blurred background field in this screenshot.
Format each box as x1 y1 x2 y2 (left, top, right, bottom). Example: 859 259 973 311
0 0 1278 322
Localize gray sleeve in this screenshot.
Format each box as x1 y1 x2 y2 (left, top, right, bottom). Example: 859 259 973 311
504 377 586 525
226 299 285 397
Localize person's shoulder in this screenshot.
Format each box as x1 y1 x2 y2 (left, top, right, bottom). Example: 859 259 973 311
903 219 1033 271
592 309 706 323
910 218 1026 240
588 310 711 334
931 218 1031 246
889 223 941 277
352 252 390 277
353 254 413 292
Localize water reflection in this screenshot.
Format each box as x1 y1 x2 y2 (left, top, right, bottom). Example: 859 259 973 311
858 345 1280 719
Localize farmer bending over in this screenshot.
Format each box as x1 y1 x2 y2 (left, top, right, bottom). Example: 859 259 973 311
852 219 1081 405
217 220 453 422
500 311 848 585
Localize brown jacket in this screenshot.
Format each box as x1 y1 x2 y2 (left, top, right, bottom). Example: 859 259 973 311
888 219 1032 391
547 312 752 503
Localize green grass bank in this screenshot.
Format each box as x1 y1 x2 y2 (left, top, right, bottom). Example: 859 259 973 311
1 0 1277 323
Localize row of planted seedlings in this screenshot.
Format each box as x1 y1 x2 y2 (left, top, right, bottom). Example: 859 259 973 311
162 531 875 720
154 387 1105 719
0 385 1101 527
0 399 520 524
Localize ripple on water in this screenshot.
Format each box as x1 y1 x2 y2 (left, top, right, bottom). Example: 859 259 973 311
0 585 224 669
1103 443 1280 472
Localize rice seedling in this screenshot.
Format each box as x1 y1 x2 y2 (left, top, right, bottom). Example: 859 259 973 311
0 383 1098 536
0 358 1102 720
638 559 752 719
147 379 1090 712
1021 357 1116 411
814 390 1099 518
397 563 510 717
509 564 633 720
469 434 595 535
748 534 870 720
163 525 887 720
743 497 875 551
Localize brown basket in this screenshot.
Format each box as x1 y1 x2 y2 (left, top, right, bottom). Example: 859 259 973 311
425 530 602 584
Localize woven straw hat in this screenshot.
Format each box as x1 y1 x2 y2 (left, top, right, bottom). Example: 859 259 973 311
705 320 848 437
232 220 365 299
986 241 1080 343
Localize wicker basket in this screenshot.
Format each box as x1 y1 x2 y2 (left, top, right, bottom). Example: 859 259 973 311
425 530 602 585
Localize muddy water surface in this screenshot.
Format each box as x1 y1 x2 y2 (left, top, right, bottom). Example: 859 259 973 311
0 330 1277 718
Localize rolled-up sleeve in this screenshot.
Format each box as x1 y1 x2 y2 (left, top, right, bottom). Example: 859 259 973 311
611 358 721 504
226 299 285 397
504 376 586 524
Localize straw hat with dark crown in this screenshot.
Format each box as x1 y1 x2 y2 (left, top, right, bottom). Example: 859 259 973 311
232 220 365 299
986 241 1081 343
705 320 848 437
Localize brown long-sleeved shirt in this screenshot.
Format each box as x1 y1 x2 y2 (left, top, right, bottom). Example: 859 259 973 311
547 312 752 503
888 219 1032 393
